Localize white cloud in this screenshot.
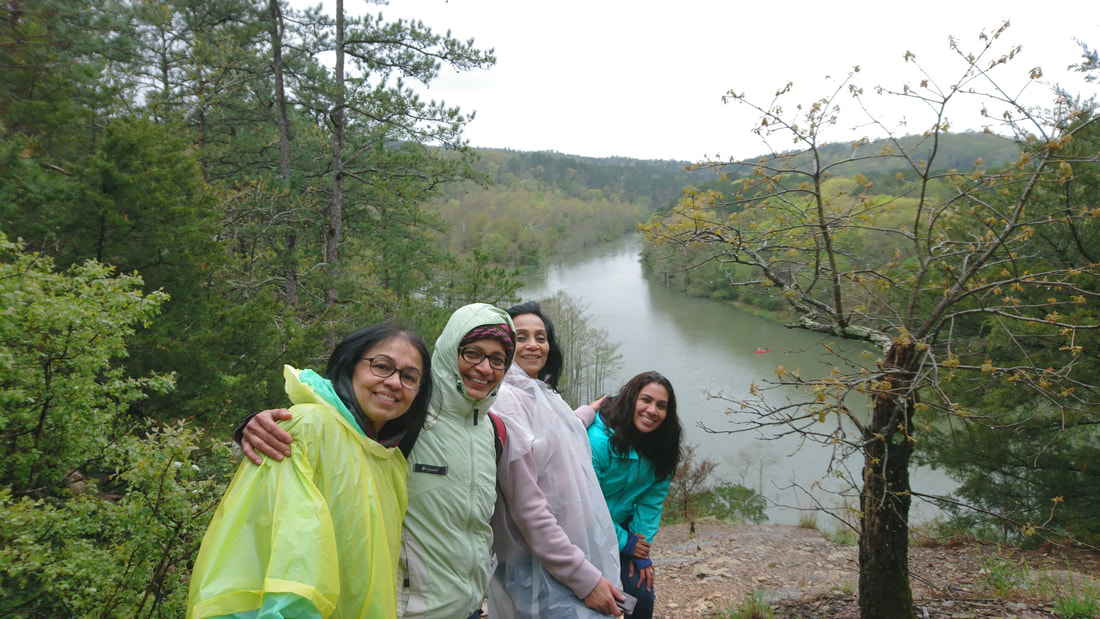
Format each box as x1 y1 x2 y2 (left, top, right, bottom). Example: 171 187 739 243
336 0 1100 160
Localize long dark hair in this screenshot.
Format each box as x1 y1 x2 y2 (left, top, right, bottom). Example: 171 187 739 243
326 324 433 457
506 301 564 390
602 371 682 479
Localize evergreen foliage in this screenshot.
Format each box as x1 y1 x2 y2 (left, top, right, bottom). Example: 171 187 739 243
917 114 1100 546
705 482 769 525
0 234 228 616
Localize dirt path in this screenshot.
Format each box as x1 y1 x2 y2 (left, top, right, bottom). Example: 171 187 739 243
651 522 1100 618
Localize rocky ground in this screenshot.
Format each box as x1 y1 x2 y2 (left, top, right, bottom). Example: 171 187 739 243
651 522 1100 618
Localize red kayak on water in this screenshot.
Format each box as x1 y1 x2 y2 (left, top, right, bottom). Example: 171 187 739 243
755 348 772 353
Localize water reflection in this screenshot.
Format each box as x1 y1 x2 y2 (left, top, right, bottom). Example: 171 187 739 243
521 235 953 525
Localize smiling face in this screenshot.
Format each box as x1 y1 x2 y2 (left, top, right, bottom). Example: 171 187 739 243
457 338 507 400
512 313 550 380
632 382 669 434
352 337 424 431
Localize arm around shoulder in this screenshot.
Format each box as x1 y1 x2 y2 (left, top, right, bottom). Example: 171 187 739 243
239 409 295 465
573 404 597 428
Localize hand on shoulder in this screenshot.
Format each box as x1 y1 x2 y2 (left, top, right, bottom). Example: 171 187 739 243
242 409 294 465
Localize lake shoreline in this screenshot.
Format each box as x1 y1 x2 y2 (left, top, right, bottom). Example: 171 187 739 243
520 234 955 526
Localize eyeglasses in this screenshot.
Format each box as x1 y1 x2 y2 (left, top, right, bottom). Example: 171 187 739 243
361 356 422 390
459 346 508 371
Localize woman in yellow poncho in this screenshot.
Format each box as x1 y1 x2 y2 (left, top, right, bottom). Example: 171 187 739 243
188 324 434 619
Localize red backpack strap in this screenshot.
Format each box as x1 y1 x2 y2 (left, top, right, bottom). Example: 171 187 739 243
487 411 506 462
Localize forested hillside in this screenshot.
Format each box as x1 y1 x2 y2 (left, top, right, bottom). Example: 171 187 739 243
640 132 1021 306
429 149 705 266
427 134 1017 270
664 132 1021 215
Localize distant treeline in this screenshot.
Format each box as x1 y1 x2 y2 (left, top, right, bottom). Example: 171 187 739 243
427 149 709 268
637 131 1021 309
660 132 1021 214
430 132 1019 274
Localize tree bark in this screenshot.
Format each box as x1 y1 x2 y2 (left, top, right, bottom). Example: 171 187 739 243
858 339 917 618
267 0 298 307
325 0 345 312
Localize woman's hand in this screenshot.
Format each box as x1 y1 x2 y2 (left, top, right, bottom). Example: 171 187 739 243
630 534 651 560
583 577 624 616
241 409 294 465
633 564 656 592
588 395 608 411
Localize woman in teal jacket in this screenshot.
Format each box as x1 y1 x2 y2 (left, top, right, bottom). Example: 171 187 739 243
588 371 682 619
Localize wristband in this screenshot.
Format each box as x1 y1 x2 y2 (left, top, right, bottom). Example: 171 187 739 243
623 532 641 556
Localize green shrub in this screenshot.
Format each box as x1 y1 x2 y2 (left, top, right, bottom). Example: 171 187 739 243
978 547 1030 597
705 482 768 524
0 236 231 616
1055 593 1099 619
827 527 859 546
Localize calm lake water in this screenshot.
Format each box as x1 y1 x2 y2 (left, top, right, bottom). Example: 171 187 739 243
519 234 954 526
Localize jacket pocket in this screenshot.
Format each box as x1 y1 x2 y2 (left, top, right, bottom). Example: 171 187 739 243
397 532 430 618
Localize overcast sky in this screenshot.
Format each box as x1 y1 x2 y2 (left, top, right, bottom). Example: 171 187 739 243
357 0 1098 161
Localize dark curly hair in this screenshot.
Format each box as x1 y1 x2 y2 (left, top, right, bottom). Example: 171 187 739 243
602 371 682 479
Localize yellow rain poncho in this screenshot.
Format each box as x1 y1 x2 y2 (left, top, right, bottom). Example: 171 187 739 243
189 366 408 619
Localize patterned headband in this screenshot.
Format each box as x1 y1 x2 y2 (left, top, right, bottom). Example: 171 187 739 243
460 323 515 361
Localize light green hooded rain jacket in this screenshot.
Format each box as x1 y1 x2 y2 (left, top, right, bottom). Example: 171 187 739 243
397 303 514 619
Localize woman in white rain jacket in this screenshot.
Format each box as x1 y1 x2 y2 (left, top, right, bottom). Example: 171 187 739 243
488 301 623 618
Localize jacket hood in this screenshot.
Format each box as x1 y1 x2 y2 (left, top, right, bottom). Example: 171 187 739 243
291 367 371 438
430 303 515 422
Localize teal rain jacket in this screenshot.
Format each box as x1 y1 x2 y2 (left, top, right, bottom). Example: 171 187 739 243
587 414 671 551
189 366 408 619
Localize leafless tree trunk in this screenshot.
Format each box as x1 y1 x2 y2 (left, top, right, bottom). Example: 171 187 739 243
325 0 345 312
267 0 298 307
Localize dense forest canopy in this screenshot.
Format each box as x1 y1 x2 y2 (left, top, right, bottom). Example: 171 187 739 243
427 148 706 266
